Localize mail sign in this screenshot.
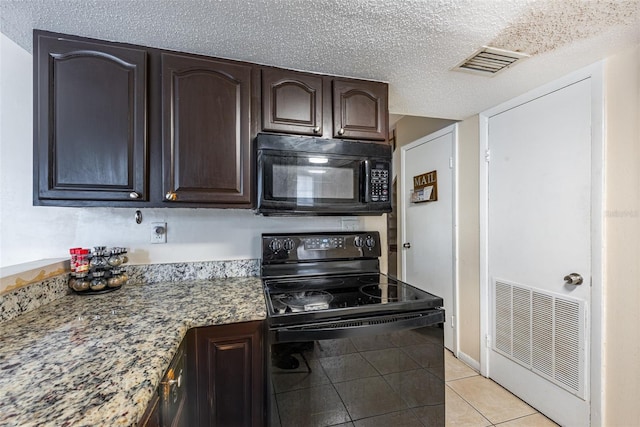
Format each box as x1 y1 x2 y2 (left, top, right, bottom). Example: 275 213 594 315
411 170 437 203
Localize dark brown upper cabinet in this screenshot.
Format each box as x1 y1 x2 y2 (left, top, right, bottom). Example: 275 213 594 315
161 53 253 206
261 69 389 144
33 31 388 208
261 68 324 136
332 79 388 142
34 32 148 204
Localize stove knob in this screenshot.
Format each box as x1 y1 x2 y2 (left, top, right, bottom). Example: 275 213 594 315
354 236 364 248
283 239 295 251
268 239 282 252
365 236 376 248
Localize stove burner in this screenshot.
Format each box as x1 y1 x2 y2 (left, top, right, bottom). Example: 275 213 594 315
271 282 307 292
359 284 399 302
270 277 344 291
274 291 334 312
357 275 380 284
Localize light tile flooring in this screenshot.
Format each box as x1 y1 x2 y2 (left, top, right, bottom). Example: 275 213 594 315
444 351 558 427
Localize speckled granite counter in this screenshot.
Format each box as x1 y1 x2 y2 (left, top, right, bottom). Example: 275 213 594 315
0 277 267 426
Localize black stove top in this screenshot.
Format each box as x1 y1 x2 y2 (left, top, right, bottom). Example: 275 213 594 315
264 273 443 325
261 232 444 327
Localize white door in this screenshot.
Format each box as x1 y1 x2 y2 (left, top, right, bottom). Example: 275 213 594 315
485 78 593 426
401 125 457 352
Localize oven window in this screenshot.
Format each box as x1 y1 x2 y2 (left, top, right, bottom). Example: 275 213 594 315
272 164 354 200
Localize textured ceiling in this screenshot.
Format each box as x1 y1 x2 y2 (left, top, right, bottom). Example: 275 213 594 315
1 0 639 119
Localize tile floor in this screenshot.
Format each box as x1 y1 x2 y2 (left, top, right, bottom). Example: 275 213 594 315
443 351 558 427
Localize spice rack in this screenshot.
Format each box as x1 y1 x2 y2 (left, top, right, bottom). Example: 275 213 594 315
68 247 129 295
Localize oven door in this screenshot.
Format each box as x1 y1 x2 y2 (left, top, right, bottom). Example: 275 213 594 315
266 309 445 426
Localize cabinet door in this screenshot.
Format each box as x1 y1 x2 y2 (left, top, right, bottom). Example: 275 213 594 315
262 68 323 136
195 322 264 427
332 79 388 141
139 392 161 427
162 53 252 205
34 33 148 203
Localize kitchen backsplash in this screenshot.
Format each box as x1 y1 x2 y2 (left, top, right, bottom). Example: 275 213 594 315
0 274 69 324
0 259 260 323
127 259 259 284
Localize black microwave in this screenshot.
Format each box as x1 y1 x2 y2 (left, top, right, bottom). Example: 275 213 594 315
256 133 392 215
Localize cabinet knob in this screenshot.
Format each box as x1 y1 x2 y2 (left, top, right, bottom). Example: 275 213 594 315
129 192 140 199
338 128 345 136
165 192 177 201
313 126 321 134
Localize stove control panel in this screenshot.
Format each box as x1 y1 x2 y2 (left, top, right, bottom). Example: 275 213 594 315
354 235 377 249
304 236 345 250
268 238 295 252
261 231 381 262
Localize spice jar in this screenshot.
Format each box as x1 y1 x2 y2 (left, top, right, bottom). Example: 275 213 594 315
69 248 81 273
107 248 123 267
120 248 129 264
90 247 107 269
76 249 90 274
107 275 119 288
107 268 122 288
90 271 107 291
73 274 91 292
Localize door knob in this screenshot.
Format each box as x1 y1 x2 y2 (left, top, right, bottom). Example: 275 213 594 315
564 273 583 286
403 243 411 249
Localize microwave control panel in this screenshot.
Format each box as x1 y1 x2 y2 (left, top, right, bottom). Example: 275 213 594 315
366 161 390 203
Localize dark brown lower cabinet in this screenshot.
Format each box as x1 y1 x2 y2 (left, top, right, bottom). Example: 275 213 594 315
190 321 265 427
139 392 161 427
140 336 188 427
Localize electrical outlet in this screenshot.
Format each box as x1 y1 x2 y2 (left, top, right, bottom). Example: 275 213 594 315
341 218 359 231
151 222 167 244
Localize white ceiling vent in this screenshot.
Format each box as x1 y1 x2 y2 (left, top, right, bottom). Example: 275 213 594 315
453 46 529 76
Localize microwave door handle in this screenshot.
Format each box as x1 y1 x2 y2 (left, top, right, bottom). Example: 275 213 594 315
362 160 371 202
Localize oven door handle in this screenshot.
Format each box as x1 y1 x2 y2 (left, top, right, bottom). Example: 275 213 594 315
272 310 444 342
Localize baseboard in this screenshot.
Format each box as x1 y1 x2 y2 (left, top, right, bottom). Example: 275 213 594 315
456 351 481 373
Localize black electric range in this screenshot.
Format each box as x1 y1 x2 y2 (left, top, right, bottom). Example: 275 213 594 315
261 231 446 426
261 231 444 334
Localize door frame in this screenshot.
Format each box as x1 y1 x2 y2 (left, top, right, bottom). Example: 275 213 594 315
400 124 459 355
478 63 604 425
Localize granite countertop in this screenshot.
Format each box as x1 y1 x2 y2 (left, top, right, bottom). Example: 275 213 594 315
0 277 267 426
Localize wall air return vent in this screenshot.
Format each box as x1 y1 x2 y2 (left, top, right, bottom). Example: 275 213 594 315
493 279 586 399
453 46 529 76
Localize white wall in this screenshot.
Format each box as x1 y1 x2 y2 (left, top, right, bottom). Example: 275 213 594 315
602 44 640 426
0 33 386 274
456 115 480 363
